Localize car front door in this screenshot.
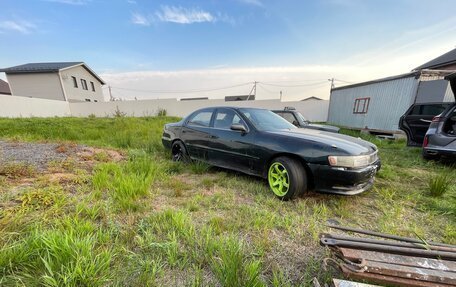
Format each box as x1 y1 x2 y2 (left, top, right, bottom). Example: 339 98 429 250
207 108 258 174
400 103 450 146
182 108 215 161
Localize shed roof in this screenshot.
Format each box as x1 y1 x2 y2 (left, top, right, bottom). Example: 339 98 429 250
0 62 106 85
413 48 456 70
331 71 420 92
0 79 11 95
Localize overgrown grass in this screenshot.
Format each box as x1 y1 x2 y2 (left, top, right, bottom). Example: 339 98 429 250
0 117 454 286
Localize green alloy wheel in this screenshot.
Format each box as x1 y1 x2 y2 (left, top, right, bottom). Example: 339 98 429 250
267 156 307 200
268 162 290 197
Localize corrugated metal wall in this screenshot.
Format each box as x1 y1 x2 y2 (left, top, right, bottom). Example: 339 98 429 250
328 76 419 132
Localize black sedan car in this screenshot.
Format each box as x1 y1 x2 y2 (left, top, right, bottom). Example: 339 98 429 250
272 107 340 133
162 107 380 200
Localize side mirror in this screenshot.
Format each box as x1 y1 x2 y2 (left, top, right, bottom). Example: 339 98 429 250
292 120 299 127
230 124 247 133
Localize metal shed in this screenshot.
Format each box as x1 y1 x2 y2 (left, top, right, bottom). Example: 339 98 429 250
327 70 454 134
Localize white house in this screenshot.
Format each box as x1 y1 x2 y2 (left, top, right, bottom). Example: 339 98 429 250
0 62 106 102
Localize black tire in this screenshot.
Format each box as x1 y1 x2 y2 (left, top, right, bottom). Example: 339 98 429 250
267 156 307 200
171 141 190 162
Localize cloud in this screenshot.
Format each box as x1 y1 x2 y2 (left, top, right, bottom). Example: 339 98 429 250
127 0 136 4
238 0 263 7
155 6 215 24
44 0 90 4
0 20 37 34
131 13 150 26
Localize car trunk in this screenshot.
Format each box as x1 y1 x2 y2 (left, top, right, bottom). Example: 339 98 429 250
443 73 456 135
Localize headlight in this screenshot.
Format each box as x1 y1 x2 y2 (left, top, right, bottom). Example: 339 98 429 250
328 152 378 168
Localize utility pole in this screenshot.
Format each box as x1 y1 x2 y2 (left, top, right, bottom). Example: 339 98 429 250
108 86 113 101
246 81 257 101
328 78 335 90
280 90 283 101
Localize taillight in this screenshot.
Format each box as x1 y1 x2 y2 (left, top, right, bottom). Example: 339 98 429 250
423 135 428 147
432 116 443 123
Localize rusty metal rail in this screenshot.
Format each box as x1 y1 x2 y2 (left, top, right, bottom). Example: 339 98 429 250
321 225 456 287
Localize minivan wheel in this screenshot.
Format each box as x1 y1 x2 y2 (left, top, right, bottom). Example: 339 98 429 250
268 156 307 200
171 141 189 162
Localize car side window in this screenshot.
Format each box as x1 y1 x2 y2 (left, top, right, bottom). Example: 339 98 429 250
409 104 449 116
214 109 245 130
187 110 213 127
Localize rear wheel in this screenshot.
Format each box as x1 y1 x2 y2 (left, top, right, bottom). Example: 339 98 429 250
268 156 307 200
171 141 189 162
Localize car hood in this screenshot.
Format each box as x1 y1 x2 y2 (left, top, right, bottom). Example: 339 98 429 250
266 128 377 155
307 123 340 133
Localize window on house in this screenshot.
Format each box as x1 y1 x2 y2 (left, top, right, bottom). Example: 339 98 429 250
353 97 370 114
85 99 91 102
81 79 88 90
72 76 78 88
90 81 95 92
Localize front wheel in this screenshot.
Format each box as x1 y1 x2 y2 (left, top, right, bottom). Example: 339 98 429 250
171 141 189 162
268 156 307 200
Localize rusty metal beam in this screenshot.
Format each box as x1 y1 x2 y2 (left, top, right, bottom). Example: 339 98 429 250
340 264 454 287
338 248 456 272
326 225 453 248
321 233 456 253
321 238 456 261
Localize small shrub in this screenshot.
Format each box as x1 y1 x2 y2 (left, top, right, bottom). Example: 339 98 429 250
113 106 126 118
429 172 453 197
157 108 167 117
88 113 96 118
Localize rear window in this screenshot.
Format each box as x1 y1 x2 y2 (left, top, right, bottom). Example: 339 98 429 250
409 104 450 116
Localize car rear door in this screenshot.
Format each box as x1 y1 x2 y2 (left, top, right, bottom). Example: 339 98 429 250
400 103 450 146
182 108 215 161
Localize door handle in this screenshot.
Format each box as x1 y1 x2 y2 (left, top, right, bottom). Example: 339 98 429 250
210 135 218 139
419 118 432 123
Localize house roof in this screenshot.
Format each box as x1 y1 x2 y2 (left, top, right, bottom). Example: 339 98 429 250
0 62 106 85
413 48 456 71
0 79 11 95
301 96 322 101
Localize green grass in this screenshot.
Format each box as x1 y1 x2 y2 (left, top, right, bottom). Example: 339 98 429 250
0 117 455 286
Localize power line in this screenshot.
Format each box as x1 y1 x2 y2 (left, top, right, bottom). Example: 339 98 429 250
259 81 329 87
108 82 254 94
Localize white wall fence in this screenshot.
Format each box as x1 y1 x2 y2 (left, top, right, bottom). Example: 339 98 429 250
0 95 329 122
0 95 71 117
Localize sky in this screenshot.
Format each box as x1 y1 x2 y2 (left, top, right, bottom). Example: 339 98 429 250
1 0 456 101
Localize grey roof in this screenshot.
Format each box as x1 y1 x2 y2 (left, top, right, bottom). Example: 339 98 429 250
0 79 11 95
0 62 83 73
301 96 322 101
0 62 105 85
414 48 456 70
331 71 420 91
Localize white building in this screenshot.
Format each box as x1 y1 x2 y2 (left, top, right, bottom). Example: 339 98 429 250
0 62 106 102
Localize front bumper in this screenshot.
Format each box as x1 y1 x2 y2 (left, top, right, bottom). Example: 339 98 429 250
308 160 381 195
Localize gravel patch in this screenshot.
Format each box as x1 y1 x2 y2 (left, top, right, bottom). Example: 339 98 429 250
0 141 78 171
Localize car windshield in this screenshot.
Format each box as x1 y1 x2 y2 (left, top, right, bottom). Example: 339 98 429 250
239 108 297 131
